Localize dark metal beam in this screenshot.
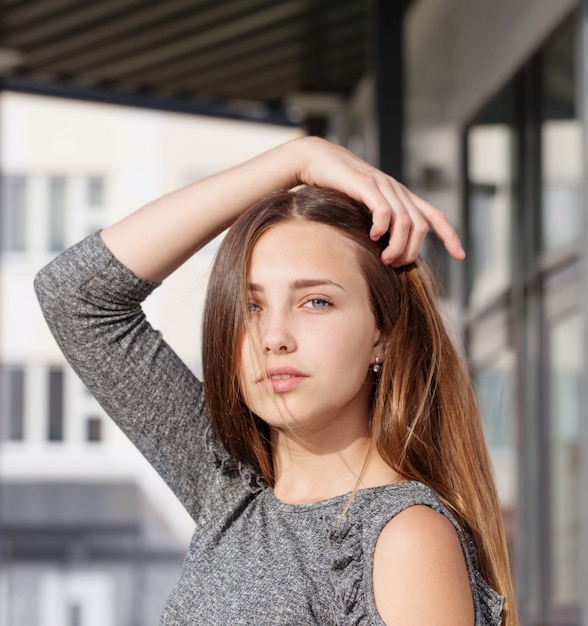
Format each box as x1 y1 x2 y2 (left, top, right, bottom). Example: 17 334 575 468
0 76 299 126
371 0 412 179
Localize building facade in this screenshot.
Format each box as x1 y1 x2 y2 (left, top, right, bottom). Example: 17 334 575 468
402 1 588 624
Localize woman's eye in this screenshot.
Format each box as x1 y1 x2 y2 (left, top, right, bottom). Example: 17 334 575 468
302 298 331 309
247 302 261 313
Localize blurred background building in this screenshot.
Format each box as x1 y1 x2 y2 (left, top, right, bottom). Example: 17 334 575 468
0 1 587 625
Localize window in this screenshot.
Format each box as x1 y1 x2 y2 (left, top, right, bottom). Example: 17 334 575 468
0 364 25 440
0 174 27 252
548 311 583 612
48 367 64 441
475 347 517 543
541 20 581 253
86 416 102 442
465 83 516 308
49 176 67 252
464 13 583 625
69 604 82 626
87 176 105 207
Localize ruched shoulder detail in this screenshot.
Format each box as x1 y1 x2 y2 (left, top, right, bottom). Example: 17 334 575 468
453 510 504 625
473 567 505 625
321 482 504 626
324 517 368 626
461 531 504 625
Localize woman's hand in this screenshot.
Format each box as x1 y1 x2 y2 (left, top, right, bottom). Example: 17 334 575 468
293 137 465 267
101 135 463 283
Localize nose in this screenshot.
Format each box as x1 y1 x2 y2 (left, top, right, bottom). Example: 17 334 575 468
262 310 296 354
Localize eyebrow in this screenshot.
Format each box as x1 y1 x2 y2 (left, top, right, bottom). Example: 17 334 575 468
247 278 346 292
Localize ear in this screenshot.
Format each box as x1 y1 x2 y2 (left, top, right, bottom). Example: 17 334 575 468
372 328 388 357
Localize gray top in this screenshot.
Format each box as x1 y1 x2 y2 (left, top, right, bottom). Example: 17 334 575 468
35 233 504 626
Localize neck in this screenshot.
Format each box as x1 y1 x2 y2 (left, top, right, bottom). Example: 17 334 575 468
270 419 400 504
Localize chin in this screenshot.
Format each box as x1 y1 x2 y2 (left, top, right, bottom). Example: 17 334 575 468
251 404 316 432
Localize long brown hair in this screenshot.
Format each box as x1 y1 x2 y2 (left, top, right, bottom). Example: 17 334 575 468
202 186 517 625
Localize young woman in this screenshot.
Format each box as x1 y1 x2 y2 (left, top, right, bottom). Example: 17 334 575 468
35 137 517 625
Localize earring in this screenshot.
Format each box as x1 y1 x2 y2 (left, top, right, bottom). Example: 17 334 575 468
372 356 381 373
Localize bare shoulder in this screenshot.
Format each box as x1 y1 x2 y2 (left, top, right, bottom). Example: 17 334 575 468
372 505 474 626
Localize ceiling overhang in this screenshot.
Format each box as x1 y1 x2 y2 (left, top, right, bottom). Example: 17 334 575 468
1 0 372 125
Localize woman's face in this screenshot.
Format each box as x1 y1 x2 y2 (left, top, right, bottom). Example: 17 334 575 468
239 219 384 437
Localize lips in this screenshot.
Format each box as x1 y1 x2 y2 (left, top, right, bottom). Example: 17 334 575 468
259 367 308 393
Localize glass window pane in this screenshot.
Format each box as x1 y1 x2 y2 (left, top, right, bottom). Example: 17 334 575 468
0 175 27 253
0 364 25 440
549 312 583 609
69 603 82 626
87 176 104 207
49 176 67 252
466 86 515 307
541 20 582 253
86 416 102 442
48 367 64 441
475 350 518 544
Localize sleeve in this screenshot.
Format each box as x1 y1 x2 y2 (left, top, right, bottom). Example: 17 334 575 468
34 232 221 519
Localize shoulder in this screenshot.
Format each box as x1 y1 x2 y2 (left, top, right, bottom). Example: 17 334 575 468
372 504 474 626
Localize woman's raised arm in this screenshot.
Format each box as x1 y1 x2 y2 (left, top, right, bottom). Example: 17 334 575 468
101 137 464 282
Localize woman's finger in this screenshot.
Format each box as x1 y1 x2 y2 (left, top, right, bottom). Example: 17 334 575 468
377 178 423 264
343 173 395 240
406 189 465 260
373 179 465 266
299 139 465 263
390 217 430 267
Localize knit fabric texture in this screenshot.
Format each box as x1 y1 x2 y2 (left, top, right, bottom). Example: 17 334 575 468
35 233 504 625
